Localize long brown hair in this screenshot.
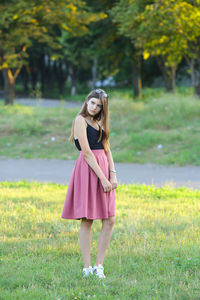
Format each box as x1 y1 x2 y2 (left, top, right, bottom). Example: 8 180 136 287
70 89 110 151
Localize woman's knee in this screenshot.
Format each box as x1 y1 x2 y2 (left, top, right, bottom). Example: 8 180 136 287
104 216 115 228
109 216 115 227
81 218 93 228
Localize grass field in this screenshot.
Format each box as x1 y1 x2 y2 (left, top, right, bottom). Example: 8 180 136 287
0 90 200 165
1 182 200 299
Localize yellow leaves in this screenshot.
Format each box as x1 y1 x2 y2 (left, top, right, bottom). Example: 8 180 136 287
23 10 30 15
41 26 47 33
71 5 77 13
13 15 18 20
156 49 161 55
143 50 150 60
137 15 145 21
1 62 8 69
99 12 107 20
65 3 77 13
87 12 107 24
61 24 70 31
159 35 168 43
37 5 43 11
50 55 57 61
31 18 38 25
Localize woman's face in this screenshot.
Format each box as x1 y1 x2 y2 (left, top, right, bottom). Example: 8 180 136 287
87 97 103 116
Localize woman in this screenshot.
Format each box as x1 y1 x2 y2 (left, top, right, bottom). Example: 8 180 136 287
61 89 117 279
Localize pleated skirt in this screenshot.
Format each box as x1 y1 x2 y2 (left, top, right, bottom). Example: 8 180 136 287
61 149 115 220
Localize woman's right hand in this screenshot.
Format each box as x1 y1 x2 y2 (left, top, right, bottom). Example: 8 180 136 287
100 177 112 193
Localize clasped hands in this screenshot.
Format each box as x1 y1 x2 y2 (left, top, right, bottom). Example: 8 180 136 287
101 174 118 193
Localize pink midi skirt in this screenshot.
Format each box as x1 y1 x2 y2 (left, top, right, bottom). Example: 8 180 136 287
61 149 115 220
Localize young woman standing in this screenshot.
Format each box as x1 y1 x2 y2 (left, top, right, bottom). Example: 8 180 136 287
61 89 117 278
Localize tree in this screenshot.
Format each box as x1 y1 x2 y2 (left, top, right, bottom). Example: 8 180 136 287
138 0 200 96
84 0 140 97
55 32 95 96
136 0 185 92
110 0 145 98
0 0 103 104
111 0 200 96
172 0 200 96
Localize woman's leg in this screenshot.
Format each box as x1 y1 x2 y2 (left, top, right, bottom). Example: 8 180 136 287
95 216 115 265
79 219 93 268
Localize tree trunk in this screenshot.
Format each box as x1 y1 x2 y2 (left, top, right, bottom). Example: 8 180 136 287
171 66 176 91
56 60 68 95
70 67 77 96
31 69 38 91
46 55 54 93
132 57 142 99
190 57 200 96
164 73 174 92
29 54 38 91
21 66 29 94
92 57 97 89
39 54 45 95
163 67 176 92
188 58 195 88
2 68 15 105
157 57 176 92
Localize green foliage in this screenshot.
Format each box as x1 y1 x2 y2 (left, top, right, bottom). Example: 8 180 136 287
30 82 42 99
0 0 105 77
1 182 200 299
111 0 182 68
111 0 200 91
0 0 109 104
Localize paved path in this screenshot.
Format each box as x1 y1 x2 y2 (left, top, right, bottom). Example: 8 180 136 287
14 98 82 108
0 159 200 189
0 96 82 108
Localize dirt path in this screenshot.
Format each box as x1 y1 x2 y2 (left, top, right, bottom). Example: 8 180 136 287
1 159 200 189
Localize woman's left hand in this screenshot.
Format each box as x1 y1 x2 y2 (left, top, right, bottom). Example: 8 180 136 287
110 173 118 190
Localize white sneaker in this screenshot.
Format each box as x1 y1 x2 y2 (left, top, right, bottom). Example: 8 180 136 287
93 264 106 279
82 266 93 277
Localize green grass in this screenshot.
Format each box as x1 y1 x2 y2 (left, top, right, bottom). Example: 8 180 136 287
1 181 200 299
0 90 200 165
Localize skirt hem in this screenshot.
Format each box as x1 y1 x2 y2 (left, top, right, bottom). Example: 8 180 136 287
61 214 115 220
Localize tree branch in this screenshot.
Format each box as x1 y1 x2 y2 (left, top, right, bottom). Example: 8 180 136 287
13 45 27 81
13 65 23 81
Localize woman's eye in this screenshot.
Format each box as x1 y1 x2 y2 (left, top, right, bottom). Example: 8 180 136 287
98 105 102 108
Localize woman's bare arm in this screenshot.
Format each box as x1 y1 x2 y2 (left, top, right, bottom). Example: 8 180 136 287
106 148 118 189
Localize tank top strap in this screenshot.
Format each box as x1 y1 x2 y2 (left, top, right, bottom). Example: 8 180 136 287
84 118 100 130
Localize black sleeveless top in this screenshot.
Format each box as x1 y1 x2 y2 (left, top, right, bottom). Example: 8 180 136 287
74 122 104 151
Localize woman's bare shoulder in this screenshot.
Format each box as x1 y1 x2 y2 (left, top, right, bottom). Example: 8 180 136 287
74 115 86 126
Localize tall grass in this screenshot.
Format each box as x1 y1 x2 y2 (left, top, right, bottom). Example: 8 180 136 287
0 91 200 165
1 182 200 299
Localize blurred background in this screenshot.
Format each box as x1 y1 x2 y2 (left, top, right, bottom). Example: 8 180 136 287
1 0 200 103
0 0 200 166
